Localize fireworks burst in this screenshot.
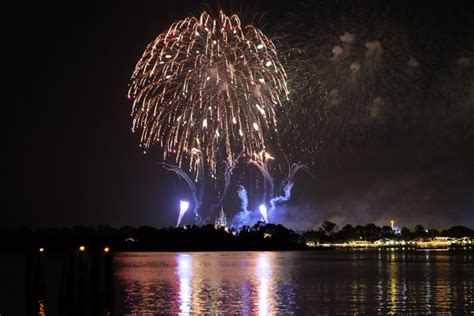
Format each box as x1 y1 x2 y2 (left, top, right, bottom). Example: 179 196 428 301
276 1 423 162
129 11 289 174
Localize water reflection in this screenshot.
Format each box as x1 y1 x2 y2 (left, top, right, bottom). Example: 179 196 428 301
176 253 192 314
114 251 474 314
174 252 281 314
256 253 272 315
388 252 398 314
38 299 47 316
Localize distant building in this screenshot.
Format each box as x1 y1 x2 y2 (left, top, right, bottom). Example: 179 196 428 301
215 207 227 229
391 220 401 235
349 240 371 247
374 238 393 246
416 237 455 249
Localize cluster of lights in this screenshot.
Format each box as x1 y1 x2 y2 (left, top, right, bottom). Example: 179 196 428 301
77 245 111 253
38 246 111 253
79 245 110 253
310 237 473 249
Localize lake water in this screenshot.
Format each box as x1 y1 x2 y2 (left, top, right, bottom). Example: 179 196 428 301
1 250 473 314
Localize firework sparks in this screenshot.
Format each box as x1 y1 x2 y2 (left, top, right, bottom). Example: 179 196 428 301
248 150 275 202
129 11 289 174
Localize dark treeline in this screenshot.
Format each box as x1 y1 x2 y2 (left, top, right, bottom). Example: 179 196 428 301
304 221 474 243
0 222 303 252
1 222 473 252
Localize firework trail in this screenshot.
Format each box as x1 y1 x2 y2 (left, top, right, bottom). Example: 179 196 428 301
237 185 249 213
163 149 205 223
269 182 294 212
269 162 311 215
287 161 312 182
129 11 289 175
210 152 243 215
230 185 253 228
248 150 274 202
230 160 310 227
231 185 269 227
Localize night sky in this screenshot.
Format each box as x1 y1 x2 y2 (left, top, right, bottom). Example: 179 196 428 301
6 0 474 230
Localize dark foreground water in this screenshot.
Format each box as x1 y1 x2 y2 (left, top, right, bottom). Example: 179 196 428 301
1 250 473 314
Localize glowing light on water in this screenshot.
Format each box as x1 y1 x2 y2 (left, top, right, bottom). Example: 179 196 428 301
256 253 273 315
177 254 192 314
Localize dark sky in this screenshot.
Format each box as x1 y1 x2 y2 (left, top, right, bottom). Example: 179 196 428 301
6 0 474 230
